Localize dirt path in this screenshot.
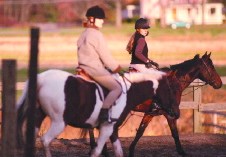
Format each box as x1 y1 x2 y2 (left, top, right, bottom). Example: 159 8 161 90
15 133 226 157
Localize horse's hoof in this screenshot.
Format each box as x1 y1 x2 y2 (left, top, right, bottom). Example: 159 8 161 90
128 153 134 157
178 150 187 156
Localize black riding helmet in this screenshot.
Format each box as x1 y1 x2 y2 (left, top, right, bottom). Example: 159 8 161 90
135 18 150 29
86 5 105 19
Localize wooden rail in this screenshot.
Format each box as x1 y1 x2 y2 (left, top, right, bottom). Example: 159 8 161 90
180 76 226 111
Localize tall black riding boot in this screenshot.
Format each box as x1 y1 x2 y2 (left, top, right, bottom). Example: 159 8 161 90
99 109 109 122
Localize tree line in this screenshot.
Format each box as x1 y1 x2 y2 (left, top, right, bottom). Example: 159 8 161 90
0 0 124 26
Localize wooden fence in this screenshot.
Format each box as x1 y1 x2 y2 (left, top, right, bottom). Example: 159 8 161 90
179 76 226 132
0 76 226 133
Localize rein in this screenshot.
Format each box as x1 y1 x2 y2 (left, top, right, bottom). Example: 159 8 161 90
201 58 216 85
120 74 132 94
182 84 206 96
118 111 144 130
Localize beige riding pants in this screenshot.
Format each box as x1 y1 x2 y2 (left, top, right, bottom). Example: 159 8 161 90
92 73 122 109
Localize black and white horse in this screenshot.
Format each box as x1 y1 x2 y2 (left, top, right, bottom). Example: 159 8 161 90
17 68 178 157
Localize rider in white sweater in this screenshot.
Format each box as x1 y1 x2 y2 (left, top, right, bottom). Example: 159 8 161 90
77 6 123 123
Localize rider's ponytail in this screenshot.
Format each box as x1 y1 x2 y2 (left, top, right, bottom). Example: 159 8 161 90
126 32 135 54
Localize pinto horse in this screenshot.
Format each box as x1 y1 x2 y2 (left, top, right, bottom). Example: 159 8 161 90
16 66 178 157
88 52 222 157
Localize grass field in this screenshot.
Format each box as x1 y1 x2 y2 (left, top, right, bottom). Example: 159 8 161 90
1 23 226 81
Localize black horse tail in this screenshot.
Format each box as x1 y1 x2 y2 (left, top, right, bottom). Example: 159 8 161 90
16 81 28 148
80 128 97 149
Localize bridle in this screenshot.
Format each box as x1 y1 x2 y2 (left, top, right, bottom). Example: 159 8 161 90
171 58 215 96
200 58 216 85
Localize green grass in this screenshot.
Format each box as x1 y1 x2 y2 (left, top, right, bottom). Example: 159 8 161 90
1 23 225 81
216 66 226 76
1 23 226 38
0 66 225 82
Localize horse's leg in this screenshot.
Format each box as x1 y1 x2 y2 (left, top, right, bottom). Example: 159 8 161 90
89 128 97 149
166 116 186 156
35 106 46 139
91 123 116 157
129 114 154 157
89 128 110 157
110 130 123 157
41 118 65 157
102 144 110 157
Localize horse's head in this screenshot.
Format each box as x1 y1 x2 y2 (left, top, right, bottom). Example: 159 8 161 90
198 52 222 89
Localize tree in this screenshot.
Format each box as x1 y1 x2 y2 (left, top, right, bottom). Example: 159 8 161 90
159 0 169 28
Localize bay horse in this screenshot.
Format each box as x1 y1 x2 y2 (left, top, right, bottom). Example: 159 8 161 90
88 52 222 157
16 65 178 157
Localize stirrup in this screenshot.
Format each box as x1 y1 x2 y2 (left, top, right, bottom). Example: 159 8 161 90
108 117 118 123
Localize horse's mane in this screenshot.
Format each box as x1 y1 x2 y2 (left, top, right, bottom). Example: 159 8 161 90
169 54 200 73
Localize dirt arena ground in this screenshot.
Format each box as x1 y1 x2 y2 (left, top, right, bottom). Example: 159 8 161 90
14 133 226 157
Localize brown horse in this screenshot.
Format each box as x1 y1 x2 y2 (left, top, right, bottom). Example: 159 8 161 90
88 52 222 157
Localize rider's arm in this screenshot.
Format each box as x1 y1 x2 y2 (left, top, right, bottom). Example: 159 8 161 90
135 38 149 63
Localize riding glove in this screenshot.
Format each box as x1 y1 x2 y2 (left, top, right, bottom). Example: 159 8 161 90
118 69 126 76
113 66 126 76
145 60 159 69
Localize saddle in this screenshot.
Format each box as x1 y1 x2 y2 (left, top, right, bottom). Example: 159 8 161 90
75 67 93 81
129 67 139 72
128 66 163 114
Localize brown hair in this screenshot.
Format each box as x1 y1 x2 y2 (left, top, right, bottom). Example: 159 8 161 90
82 17 96 28
126 32 135 54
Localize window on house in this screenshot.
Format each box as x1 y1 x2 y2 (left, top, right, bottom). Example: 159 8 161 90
210 8 216 15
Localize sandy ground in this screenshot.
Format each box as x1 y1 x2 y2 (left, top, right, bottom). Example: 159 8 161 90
12 133 226 157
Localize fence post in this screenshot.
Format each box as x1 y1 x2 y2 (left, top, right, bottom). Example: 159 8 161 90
1 59 17 157
25 27 39 157
193 79 202 133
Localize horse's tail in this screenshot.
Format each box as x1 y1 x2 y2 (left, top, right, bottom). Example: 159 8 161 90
80 128 97 149
16 81 28 148
80 128 89 139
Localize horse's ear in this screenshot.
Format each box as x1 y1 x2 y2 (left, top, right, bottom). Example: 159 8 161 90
202 51 211 59
194 54 200 60
207 52 211 58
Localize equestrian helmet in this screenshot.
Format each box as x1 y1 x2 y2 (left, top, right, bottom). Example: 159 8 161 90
86 5 105 19
135 18 150 29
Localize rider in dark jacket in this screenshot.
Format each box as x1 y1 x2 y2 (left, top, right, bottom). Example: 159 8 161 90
127 18 159 71
126 18 161 112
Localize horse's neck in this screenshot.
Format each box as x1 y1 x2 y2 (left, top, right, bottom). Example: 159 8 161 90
176 68 199 91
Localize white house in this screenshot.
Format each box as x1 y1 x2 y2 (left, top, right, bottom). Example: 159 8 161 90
139 0 224 25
